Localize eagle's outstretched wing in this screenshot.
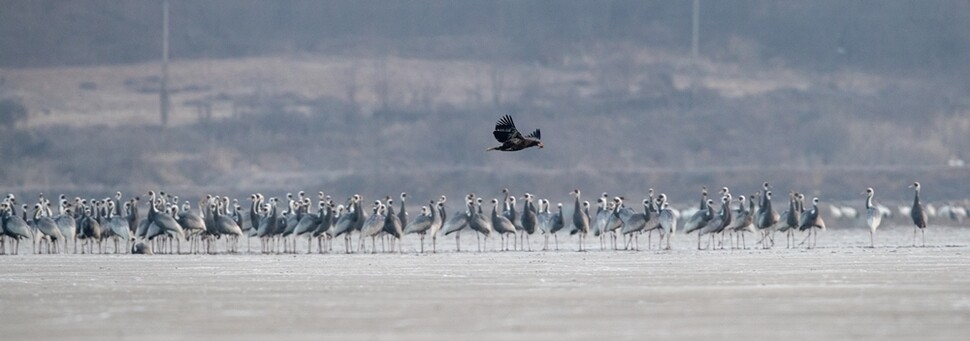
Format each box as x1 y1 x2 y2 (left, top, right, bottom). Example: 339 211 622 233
527 129 540 140
492 114 523 143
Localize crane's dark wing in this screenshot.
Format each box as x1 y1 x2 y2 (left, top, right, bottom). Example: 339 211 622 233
492 115 523 143
527 129 540 140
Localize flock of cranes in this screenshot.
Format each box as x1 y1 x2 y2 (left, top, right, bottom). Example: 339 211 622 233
0 181 940 255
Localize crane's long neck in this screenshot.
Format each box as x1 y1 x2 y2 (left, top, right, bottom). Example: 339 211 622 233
115 194 123 216
913 188 921 206
699 192 707 210
866 194 875 209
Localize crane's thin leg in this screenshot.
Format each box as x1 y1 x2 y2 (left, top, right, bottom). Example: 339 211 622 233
513 232 518 251
913 227 918 247
647 231 652 250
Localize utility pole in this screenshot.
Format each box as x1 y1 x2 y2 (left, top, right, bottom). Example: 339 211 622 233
691 0 700 61
160 0 170 128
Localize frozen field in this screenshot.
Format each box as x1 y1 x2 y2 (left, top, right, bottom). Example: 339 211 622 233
2 224 969 340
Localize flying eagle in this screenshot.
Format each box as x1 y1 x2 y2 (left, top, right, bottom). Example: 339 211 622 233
486 115 543 152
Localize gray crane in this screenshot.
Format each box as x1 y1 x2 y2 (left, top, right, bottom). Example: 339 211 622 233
146 191 185 254
501 189 522 249
359 201 386 253
568 189 589 251
657 195 677 250
429 196 445 253
397 192 408 229
32 203 63 254
442 194 473 252
618 197 649 251
592 194 612 250
909 182 928 247
727 195 756 249
403 205 433 253
257 196 278 253
756 184 780 249
176 202 205 253
104 201 131 254
536 199 553 250
325 204 349 253
54 197 77 254
467 196 492 252
700 194 732 250
331 196 362 253
519 193 538 251
682 187 712 246
602 198 624 250
79 203 103 254
490 198 517 251
775 192 801 248
863 187 882 248
798 197 826 249
383 197 404 253
2 202 32 254
213 199 243 253
549 202 565 250
294 198 322 253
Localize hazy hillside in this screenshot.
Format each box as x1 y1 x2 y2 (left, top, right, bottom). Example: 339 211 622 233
0 1 969 206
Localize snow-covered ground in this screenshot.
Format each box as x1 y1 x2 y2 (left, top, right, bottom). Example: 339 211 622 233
1 223 968 340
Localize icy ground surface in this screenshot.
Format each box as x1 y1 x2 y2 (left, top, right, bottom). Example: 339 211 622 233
1 224 969 340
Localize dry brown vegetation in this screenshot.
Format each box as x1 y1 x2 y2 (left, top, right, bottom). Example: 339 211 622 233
1 47 967 205
1 1 969 204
